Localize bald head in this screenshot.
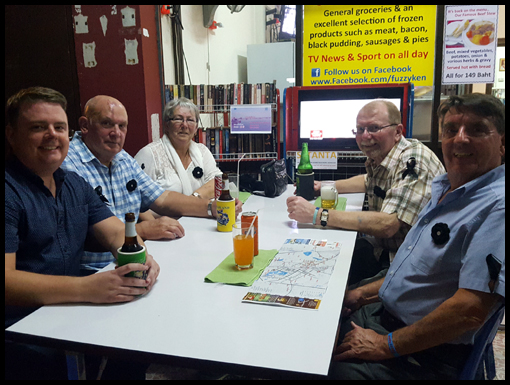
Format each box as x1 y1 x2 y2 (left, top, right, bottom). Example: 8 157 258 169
358 100 401 126
79 95 128 166
83 95 127 122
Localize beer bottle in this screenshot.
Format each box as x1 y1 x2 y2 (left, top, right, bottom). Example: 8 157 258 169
296 142 315 200
216 172 235 232
219 173 233 201
297 142 313 174
121 212 143 252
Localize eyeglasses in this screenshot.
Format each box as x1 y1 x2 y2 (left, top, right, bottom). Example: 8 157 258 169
169 117 197 126
352 124 397 136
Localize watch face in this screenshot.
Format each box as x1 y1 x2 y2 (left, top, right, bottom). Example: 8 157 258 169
320 209 329 226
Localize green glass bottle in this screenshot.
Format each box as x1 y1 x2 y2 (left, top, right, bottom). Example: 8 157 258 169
297 142 313 174
296 142 315 200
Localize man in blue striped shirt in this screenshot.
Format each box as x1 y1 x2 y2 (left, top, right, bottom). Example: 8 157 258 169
62 95 242 274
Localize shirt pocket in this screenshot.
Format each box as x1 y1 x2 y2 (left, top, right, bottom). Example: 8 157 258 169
410 244 461 275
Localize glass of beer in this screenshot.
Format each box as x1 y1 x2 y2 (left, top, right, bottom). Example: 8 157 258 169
320 181 338 210
233 221 254 270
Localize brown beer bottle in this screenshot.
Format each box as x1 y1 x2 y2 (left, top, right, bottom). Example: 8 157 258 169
120 212 143 252
219 173 233 201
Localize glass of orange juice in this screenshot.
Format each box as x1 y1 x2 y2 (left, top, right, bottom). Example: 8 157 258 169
233 221 254 270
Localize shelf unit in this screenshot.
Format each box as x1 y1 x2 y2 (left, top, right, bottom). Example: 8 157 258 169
194 90 281 163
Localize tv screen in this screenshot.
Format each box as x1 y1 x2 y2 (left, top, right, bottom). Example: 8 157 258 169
230 104 272 134
297 85 408 151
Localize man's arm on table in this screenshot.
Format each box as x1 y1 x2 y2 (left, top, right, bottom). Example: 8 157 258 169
151 190 242 219
5 217 156 307
136 210 185 240
335 174 367 194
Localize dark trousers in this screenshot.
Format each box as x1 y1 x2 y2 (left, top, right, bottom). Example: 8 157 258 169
329 302 472 380
348 237 390 286
5 341 149 380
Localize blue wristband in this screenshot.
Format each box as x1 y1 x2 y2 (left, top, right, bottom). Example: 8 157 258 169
312 207 320 225
388 333 400 357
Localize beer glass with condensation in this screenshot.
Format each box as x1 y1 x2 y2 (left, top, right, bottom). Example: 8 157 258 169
320 181 338 210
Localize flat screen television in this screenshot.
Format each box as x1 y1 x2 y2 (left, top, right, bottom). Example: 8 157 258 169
294 84 413 151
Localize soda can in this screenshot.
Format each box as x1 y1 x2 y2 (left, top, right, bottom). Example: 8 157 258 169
241 212 258 256
214 173 223 199
216 199 235 232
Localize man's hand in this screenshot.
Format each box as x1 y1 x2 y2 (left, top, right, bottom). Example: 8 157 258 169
341 289 364 318
333 322 392 362
286 195 316 224
210 198 243 219
144 252 159 291
137 216 185 240
82 263 152 303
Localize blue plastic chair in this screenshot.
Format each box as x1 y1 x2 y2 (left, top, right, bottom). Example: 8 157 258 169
458 304 505 380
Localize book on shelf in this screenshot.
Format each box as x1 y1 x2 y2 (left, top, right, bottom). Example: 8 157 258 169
164 82 277 107
164 82 278 160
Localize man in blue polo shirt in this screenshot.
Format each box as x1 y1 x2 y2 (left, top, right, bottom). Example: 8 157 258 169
330 93 505 380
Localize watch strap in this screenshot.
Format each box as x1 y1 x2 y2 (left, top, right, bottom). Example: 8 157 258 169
207 199 214 218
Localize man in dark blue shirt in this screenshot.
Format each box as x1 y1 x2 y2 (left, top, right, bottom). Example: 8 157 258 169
5 87 160 379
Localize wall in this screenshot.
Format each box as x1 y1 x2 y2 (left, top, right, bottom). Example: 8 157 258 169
72 5 163 156
161 5 265 85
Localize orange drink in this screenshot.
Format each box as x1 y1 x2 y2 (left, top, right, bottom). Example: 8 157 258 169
233 222 254 270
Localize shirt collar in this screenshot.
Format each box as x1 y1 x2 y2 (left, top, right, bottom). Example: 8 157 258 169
431 164 505 204
7 155 67 194
72 130 125 168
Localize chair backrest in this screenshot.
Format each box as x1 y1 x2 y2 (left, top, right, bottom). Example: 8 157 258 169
459 304 505 380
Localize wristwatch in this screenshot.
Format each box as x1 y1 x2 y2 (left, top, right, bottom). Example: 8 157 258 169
192 192 201 198
207 199 214 218
320 209 329 227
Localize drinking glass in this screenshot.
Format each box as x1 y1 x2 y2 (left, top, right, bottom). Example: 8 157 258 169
320 181 338 209
233 222 254 270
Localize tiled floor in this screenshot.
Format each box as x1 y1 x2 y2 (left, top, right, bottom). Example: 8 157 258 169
493 330 505 380
146 330 505 380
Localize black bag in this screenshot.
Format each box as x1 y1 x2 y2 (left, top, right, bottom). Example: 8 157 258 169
260 159 288 198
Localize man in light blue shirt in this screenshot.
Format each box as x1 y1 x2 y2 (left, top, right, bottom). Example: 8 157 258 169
330 93 505 380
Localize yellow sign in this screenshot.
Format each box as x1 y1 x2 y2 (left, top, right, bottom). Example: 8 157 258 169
297 151 338 170
303 5 437 86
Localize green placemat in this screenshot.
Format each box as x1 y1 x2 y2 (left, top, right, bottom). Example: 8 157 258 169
204 249 278 286
238 191 251 204
314 196 347 211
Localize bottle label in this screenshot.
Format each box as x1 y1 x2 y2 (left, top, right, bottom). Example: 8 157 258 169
125 220 137 238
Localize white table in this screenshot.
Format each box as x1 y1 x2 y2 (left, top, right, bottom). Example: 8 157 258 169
6 187 365 378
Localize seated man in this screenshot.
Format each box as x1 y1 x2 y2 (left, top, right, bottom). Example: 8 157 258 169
62 95 242 274
287 100 445 284
5 87 160 379
330 93 505 380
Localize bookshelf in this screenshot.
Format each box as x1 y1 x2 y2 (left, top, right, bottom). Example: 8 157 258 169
164 84 281 166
